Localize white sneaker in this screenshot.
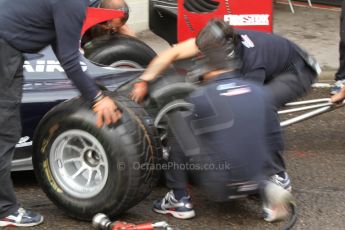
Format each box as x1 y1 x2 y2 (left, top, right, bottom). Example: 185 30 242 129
262 182 295 222
153 191 196 219
0 207 44 227
270 172 292 192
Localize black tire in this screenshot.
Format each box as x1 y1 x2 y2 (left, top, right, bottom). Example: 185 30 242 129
32 93 161 220
83 34 157 68
143 71 197 117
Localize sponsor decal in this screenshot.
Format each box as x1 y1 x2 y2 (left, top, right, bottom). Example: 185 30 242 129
220 87 251 96
224 14 270 26
15 136 33 148
217 83 248 91
43 160 63 193
241 35 255 48
24 60 87 72
41 123 59 154
216 83 236 91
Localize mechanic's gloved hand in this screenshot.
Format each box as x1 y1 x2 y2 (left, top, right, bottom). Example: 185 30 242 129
130 80 148 103
92 94 122 128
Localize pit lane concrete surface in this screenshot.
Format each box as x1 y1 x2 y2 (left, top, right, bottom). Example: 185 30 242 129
7 3 345 230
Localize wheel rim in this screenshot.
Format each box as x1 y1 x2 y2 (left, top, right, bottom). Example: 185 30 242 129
109 60 143 69
49 129 109 199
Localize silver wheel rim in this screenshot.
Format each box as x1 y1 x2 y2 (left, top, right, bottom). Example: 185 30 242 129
49 129 109 198
110 60 142 69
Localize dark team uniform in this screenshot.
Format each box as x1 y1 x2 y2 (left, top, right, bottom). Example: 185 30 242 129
165 71 276 199
236 29 318 108
233 30 318 176
0 0 99 218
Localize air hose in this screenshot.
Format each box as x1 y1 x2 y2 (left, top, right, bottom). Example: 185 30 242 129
280 202 298 230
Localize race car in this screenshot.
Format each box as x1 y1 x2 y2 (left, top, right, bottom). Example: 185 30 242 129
12 0 276 221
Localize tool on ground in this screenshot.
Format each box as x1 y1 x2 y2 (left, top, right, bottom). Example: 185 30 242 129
92 213 173 230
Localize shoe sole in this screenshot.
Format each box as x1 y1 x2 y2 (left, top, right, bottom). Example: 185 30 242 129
153 208 195 219
0 216 44 227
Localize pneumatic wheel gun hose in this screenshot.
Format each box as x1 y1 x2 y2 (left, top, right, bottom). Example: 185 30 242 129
92 213 173 230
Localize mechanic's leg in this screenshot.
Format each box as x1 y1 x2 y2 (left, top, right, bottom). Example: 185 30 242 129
335 1 345 81
165 133 190 198
0 40 43 227
0 63 23 218
153 132 195 219
263 62 316 190
263 104 286 177
265 59 316 109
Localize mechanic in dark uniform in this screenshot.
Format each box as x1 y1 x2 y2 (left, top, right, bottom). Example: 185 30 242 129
0 0 121 227
144 33 294 222
131 19 320 192
227 21 320 188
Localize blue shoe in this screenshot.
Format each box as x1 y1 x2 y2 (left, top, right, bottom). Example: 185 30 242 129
270 172 292 192
0 207 44 227
330 80 345 95
153 191 195 219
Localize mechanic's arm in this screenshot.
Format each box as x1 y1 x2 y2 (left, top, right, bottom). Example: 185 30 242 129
130 38 200 102
52 1 121 127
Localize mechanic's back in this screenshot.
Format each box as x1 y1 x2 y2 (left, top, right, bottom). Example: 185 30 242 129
0 0 87 53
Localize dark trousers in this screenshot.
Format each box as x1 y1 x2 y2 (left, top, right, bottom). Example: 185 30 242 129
0 39 24 218
165 134 189 190
263 57 317 175
335 1 345 81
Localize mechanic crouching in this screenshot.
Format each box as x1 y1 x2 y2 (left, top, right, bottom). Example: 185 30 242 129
130 23 295 222
132 18 320 196
0 0 122 227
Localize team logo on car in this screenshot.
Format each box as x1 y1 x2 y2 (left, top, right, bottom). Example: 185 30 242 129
23 60 87 72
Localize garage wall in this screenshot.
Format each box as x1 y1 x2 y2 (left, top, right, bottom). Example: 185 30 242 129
126 0 149 32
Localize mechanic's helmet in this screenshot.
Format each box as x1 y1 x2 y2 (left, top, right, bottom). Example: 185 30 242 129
195 19 241 71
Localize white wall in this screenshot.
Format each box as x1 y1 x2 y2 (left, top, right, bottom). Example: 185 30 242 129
126 0 149 32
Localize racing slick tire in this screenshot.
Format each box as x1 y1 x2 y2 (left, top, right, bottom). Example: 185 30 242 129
32 93 161 220
83 34 157 68
143 71 197 117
